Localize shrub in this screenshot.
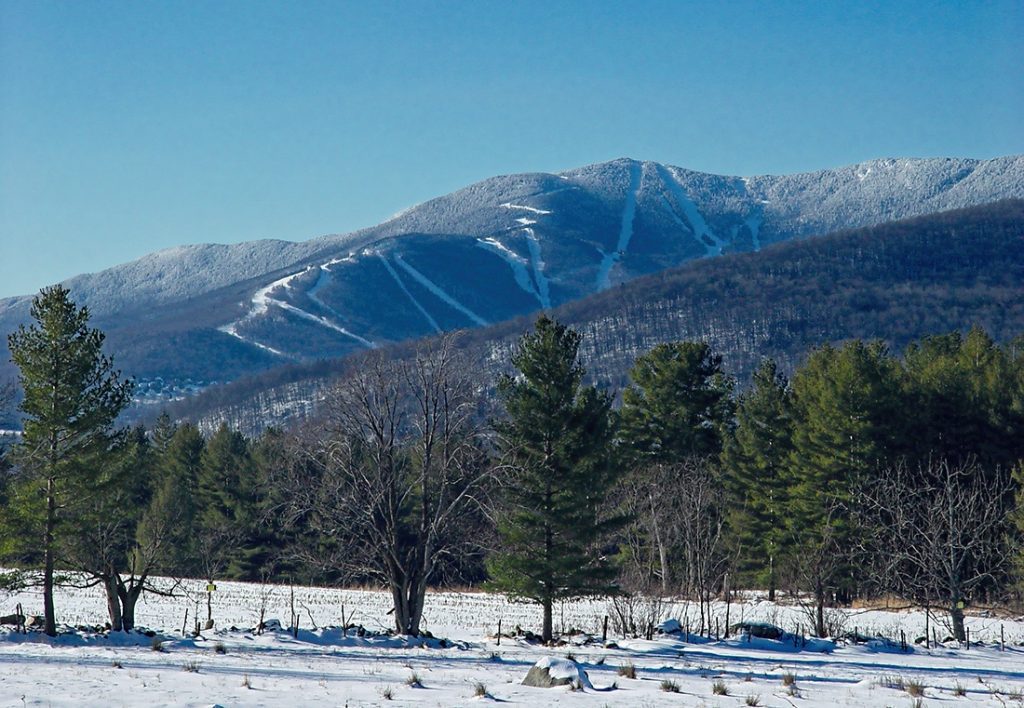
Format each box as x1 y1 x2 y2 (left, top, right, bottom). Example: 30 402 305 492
745 695 761 706
150 638 164 652
617 662 636 679
661 679 680 693
713 679 729 695
782 672 796 687
182 661 200 673
907 679 926 697
406 673 423 688
473 682 488 697
213 642 227 655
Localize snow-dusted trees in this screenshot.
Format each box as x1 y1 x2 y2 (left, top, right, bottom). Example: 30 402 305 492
275 336 492 636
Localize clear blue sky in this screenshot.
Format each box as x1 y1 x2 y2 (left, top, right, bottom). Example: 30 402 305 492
2 0 1022 298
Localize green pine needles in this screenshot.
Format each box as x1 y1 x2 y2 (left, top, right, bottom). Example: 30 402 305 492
486 316 624 643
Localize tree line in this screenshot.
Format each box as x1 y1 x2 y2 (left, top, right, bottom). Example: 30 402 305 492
2 285 1024 644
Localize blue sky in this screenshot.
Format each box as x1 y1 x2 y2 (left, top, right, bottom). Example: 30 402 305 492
2 0 1022 298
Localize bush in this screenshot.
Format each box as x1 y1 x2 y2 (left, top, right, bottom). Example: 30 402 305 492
661 679 680 693
713 679 729 695
617 662 637 679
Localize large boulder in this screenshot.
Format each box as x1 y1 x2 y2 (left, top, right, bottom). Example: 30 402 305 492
522 657 593 689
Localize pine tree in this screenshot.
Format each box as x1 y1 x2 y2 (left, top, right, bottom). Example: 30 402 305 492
784 340 902 634
620 341 733 462
721 358 792 599
197 423 258 582
486 316 621 642
5 286 133 636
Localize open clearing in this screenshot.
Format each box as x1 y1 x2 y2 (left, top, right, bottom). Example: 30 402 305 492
2 577 1024 706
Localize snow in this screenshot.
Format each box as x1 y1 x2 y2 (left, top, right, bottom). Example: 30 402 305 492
393 254 489 326
523 228 552 309
378 254 442 333
476 238 538 301
3 576 1023 706
658 164 727 256
595 160 642 291
219 259 374 352
499 203 552 215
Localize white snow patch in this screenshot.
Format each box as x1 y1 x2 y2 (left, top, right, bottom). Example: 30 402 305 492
596 160 642 291
746 214 762 251
499 202 552 215
394 254 489 326
515 217 537 226
658 163 727 256
476 238 540 304
378 254 442 333
523 228 552 309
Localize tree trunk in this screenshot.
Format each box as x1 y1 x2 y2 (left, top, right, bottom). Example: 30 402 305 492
120 583 143 632
650 492 669 596
391 583 410 635
43 476 57 637
815 582 825 638
542 596 553 643
951 601 966 643
104 576 123 632
768 553 776 602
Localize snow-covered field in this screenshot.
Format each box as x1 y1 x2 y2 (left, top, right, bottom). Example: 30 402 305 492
2 577 1024 706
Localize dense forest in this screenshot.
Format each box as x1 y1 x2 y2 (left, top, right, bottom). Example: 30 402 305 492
3 286 1023 643
164 199 1024 436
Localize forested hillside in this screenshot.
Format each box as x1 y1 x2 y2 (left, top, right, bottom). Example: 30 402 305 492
170 199 1024 435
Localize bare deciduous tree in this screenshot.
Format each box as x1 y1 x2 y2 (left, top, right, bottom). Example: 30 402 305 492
619 458 730 634
274 336 493 636
857 457 1011 642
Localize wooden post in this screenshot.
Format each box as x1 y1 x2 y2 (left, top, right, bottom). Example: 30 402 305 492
1002 624 1005 652
900 630 906 652
924 609 929 649
723 573 731 638
182 607 188 636
966 627 970 650
497 618 502 646
602 616 608 643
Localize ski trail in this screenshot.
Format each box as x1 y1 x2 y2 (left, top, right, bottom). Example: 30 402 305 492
305 255 369 330
657 163 726 256
393 254 489 326
217 268 310 355
273 299 375 348
218 325 289 358
596 160 642 291
476 238 542 305
219 256 375 353
745 214 762 251
378 254 442 333
522 228 552 309
500 203 552 215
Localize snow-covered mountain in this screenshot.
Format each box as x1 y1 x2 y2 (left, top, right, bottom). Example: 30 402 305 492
1 155 1022 409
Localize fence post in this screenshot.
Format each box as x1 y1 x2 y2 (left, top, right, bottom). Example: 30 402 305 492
602 615 608 643
1001 624 1005 652
497 618 501 646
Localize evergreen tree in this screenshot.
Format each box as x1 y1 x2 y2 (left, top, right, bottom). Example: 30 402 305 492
721 358 793 599
197 423 259 582
5 286 133 635
487 316 621 642
149 422 205 576
784 340 902 634
620 341 733 462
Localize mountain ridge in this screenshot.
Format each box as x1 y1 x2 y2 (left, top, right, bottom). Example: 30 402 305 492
2 155 1022 415
163 199 1024 435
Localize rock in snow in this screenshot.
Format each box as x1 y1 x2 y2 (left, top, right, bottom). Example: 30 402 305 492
522 656 594 689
